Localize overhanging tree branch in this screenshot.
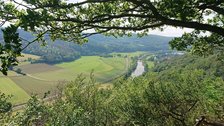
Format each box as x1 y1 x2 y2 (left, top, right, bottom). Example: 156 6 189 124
162 17 224 36
88 22 165 31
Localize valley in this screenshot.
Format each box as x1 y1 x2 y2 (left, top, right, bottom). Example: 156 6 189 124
0 52 146 104
0 0 223 125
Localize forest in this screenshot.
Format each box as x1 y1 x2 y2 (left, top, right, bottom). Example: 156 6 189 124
1 30 172 64
0 0 224 126
1 53 224 126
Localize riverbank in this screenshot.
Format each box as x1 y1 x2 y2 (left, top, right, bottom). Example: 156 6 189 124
131 60 145 77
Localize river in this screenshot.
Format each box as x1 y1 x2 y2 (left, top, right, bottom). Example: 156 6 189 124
131 60 145 77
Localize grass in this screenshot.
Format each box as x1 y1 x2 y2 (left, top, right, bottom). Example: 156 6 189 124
0 54 129 104
18 63 61 74
57 56 113 73
33 56 127 82
0 71 18 77
9 76 61 98
98 57 127 81
0 77 30 104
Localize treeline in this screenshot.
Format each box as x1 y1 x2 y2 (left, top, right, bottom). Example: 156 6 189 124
1 30 172 64
25 45 81 64
1 54 224 125
125 57 138 78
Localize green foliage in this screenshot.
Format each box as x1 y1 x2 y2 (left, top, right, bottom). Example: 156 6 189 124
0 0 223 74
11 73 112 125
153 54 224 79
0 1 223 125
2 57 223 122
0 93 11 114
144 70 224 125
0 92 12 125
14 95 49 125
170 31 224 56
48 74 108 125
125 57 137 78
0 25 22 75
0 30 171 65
18 31 171 64
1 53 224 125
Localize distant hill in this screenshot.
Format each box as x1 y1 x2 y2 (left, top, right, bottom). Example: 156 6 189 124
0 29 173 63
86 34 173 53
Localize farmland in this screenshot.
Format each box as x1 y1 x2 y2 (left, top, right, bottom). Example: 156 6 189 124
33 56 127 82
0 77 30 104
0 53 134 104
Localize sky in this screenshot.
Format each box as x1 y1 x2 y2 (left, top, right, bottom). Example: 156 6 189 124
3 0 193 37
68 0 193 37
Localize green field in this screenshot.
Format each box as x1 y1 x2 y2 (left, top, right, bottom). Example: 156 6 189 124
10 76 59 97
0 51 150 104
0 77 30 104
18 63 61 74
0 54 130 104
0 71 18 77
33 56 127 82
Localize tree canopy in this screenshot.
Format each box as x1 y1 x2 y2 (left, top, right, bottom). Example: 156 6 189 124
1 54 224 125
0 0 223 74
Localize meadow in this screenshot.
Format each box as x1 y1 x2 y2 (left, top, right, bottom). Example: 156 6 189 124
0 77 30 104
33 56 127 82
0 53 134 104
